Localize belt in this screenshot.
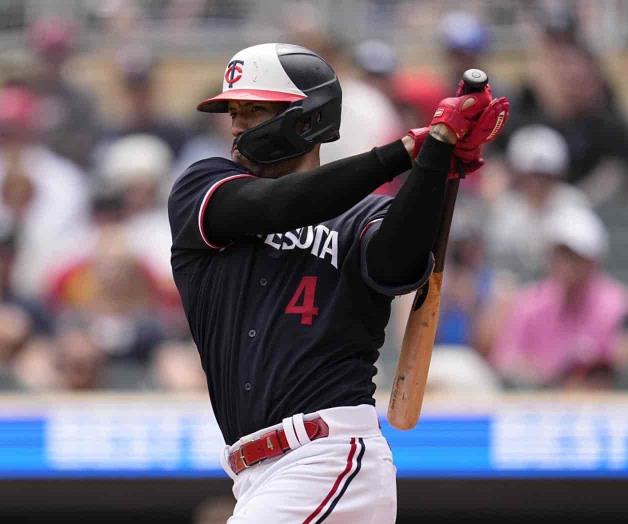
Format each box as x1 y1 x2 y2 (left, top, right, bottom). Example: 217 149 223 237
228 416 329 474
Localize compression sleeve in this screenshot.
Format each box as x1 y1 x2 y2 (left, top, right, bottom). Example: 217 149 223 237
365 134 454 286
204 140 411 243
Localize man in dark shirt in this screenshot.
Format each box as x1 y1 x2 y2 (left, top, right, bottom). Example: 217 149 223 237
168 43 507 523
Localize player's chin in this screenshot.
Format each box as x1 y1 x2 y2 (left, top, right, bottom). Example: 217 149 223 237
232 150 260 174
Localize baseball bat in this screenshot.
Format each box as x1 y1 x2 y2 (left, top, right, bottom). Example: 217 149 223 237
387 69 489 430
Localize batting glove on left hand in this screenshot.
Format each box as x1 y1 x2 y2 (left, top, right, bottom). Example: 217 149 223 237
452 96 510 175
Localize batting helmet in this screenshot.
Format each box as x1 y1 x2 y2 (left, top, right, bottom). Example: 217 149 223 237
197 43 342 164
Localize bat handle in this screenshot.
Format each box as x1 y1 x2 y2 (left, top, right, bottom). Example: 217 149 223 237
453 68 488 179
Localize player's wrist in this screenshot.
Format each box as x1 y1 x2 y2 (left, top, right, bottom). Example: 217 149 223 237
372 140 413 176
416 133 455 170
401 135 415 159
429 124 458 145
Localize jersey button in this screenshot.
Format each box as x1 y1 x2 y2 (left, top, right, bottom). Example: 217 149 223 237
259 278 268 287
248 329 256 338
244 382 252 391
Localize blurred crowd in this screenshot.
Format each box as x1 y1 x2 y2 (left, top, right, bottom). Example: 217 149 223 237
1 5 628 397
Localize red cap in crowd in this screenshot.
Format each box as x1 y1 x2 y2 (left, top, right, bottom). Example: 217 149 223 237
27 18 76 59
0 86 39 133
391 72 448 121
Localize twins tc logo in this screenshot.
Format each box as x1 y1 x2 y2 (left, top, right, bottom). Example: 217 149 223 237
225 60 244 88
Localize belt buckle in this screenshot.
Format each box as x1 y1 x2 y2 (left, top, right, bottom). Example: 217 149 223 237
238 446 250 469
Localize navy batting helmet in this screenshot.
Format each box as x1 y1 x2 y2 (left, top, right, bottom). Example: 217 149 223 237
197 43 342 164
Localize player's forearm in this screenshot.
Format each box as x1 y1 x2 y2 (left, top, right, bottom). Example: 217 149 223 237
366 134 453 285
205 141 411 240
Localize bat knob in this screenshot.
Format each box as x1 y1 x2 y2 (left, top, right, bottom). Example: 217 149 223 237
461 69 488 92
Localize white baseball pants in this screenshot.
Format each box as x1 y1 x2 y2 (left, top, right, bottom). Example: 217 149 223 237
220 405 397 523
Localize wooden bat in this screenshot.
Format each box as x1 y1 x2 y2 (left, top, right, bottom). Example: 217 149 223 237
387 69 489 430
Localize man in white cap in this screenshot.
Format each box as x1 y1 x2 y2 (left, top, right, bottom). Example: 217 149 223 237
99 133 174 284
485 124 590 282
490 206 627 389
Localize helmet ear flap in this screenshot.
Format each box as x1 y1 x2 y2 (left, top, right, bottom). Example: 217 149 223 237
296 114 313 136
236 106 313 164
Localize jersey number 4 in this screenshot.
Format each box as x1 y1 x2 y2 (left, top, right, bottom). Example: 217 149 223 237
285 276 319 326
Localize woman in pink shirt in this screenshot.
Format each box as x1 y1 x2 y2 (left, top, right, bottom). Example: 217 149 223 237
491 206 627 389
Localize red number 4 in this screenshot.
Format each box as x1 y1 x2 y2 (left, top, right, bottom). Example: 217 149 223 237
285 276 319 326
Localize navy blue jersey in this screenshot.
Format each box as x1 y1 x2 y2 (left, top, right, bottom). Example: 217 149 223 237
168 158 423 445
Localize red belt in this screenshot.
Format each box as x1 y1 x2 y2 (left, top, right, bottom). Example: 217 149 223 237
228 416 329 474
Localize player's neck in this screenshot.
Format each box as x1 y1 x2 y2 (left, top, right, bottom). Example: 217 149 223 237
294 147 321 173
261 146 321 179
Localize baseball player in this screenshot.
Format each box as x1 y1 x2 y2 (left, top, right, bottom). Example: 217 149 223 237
168 43 508 523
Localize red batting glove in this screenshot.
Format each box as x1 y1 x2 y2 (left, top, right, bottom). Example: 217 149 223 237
430 85 493 140
450 157 485 178
455 96 510 159
450 96 510 178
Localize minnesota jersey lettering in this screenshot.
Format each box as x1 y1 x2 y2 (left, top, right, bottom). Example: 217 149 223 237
263 225 339 269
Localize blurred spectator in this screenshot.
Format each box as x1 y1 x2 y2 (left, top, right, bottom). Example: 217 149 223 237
490 206 627 389
438 10 492 92
97 133 184 332
99 133 173 280
484 124 590 283
10 337 57 391
105 46 189 160
352 39 398 94
91 0 146 39
539 5 579 41
100 133 171 213
0 223 55 392
435 197 517 351
502 8 628 205
280 2 338 64
173 83 232 176
0 223 52 333
0 225 55 392
427 345 501 393
150 340 206 391
47 225 165 365
0 304 33 386
390 72 448 130
0 85 90 299
27 17 102 169
54 326 105 390
615 315 628 389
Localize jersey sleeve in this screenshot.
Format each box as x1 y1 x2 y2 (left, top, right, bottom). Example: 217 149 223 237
353 196 434 296
168 157 255 251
